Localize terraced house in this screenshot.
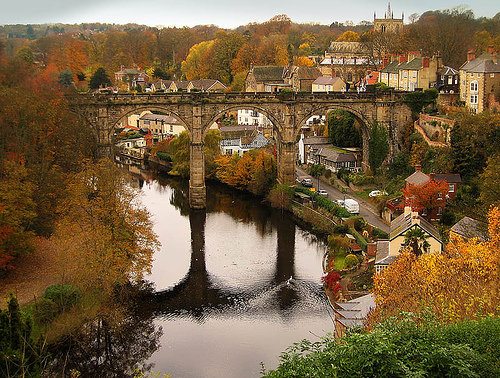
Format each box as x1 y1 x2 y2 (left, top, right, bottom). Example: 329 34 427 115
379 53 441 91
459 48 500 113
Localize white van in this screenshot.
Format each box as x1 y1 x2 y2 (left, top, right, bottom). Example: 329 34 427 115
344 199 360 214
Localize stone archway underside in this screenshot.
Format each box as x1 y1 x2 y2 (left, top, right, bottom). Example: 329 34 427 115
70 92 412 208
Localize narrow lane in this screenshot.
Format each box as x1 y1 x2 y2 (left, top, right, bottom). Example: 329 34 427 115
296 166 390 233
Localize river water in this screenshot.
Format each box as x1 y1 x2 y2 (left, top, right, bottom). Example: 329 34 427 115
137 173 333 377
49 168 334 377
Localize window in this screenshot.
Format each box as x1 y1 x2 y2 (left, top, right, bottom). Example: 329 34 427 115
170 125 173 132
491 73 495 78
437 192 443 199
448 76 453 84
449 184 455 193
470 81 478 92
437 207 442 215
404 71 408 78
470 95 478 104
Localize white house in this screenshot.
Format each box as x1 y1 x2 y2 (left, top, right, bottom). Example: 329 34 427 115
237 109 272 127
312 76 346 92
220 126 270 156
374 206 443 274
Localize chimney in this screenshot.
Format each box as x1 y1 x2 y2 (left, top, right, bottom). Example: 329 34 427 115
415 164 422 172
404 206 413 216
467 49 476 62
120 65 124 70
367 243 377 257
399 54 407 64
422 57 430 68
488 45 495 55
429 172 435 181
382 57 389 68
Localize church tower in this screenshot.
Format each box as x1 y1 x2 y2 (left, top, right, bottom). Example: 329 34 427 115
374 2 404 33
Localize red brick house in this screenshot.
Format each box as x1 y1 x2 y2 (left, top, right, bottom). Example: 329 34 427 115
403 165 461 221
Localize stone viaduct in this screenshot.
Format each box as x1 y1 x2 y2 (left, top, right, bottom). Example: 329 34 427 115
70 91 412 208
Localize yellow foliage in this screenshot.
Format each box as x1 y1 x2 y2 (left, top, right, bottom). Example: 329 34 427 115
371 206 500 323
336 31 360 42
295 56 314 66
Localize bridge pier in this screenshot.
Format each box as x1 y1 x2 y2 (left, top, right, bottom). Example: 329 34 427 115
189 142 206 209
277 141 296 185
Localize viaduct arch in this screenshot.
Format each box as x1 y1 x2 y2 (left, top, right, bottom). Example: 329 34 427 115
70 91 412 209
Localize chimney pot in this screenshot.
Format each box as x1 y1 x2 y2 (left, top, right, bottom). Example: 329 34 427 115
467 50 476 62
399 54 407 64
415 164 422 172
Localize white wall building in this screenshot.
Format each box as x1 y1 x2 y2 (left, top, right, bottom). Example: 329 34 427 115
237 109 272 127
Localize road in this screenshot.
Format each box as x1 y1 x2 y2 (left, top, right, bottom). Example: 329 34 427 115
296 166 390 233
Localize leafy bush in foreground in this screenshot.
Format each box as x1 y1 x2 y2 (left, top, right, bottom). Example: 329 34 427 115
262 316 500 378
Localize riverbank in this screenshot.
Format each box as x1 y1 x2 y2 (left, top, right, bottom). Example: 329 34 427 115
0 238 61 307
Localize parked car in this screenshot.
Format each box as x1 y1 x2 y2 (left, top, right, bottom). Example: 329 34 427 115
301 178 313 187
344 199 360 214
369 190 388 197
318 189 328 197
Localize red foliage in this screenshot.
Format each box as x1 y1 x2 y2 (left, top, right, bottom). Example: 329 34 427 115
401 179 449 213
321 271 341 293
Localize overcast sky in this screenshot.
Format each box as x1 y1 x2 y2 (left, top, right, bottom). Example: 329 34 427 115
0 1 497 28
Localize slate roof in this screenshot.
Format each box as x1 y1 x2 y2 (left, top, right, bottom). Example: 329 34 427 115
405 171 431 186
389 212 442 242
173 80 190 90
451 217 488 242
252 66 286 82
460 53 500 73
313 76 342 85
334 294 376 330
433 173 462 183
374 240 390 265
115 68 145 75
380 60 400 74
316 148 357 163
302 136 331 145
398 57 422 70
294 66 322 80
327 41 370 55
190 79 226 91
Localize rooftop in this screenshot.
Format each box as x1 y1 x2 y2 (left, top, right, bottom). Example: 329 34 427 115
251 66 286 82
461 53 500 73
451 216 488 242
313 76 343 85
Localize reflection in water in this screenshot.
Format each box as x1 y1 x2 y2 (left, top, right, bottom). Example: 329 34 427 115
48 289 162 377
51 171 332 377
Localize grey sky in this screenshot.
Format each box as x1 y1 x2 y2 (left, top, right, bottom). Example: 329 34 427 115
0 0 497 27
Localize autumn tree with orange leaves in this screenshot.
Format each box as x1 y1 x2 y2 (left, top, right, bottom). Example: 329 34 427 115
371 206 500 325
402 179 449 217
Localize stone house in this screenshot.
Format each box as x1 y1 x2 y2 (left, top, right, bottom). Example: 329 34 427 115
436 66 459 93
283 66 322 91
320 42 374 84
309 146 360 173
114 66 149 89
297 135 331 164
245 65 287 92
188 79 227 92
312 76 346 92
138 112 186 140
459 48 500 113
219 126 270 156
375 206 443 273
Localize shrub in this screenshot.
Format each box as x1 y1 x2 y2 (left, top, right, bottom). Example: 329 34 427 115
344 254 359 269
43 284 81 312
33 298 58 324
440 209 456 226
372 227 389 239
333 224 349 234
156 151 172 162
354 218 366 232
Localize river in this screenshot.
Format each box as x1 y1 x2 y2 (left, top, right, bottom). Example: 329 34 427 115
139 172 333 377
49 168 334 377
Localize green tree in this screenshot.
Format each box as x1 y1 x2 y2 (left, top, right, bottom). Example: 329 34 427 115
58 68 74 87
152 67 170 80
327 110 362 147
368 123 389 173
403 227 430 256
479 153 500 207
89 67 111 89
